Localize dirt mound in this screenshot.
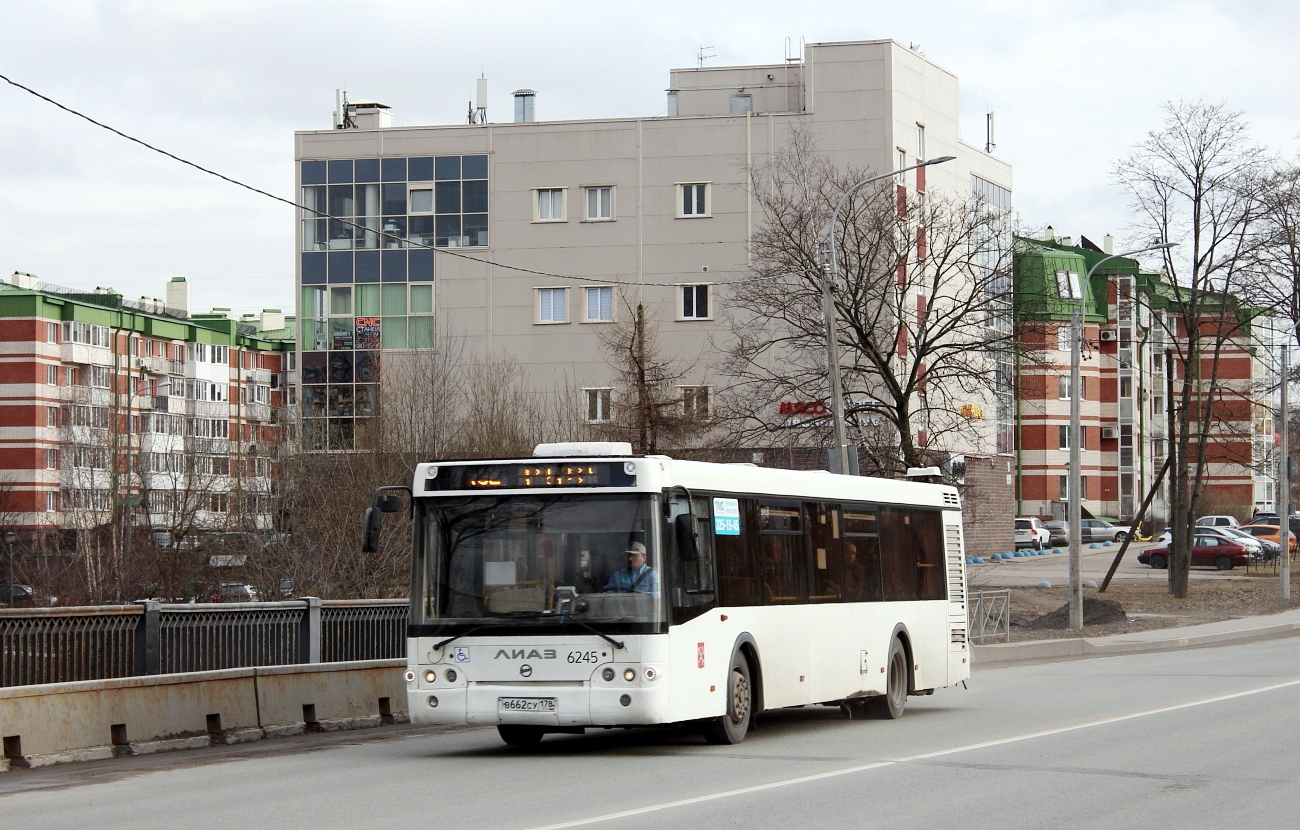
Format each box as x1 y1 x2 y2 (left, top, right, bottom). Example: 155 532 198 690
1028 597 1128 630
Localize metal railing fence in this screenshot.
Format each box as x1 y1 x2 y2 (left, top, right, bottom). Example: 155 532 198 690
0 598 409 688
321 599 409 663
968 589 1012 644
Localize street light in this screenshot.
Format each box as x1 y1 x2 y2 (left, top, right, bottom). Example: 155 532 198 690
121 378 171 603
820 155 957 475
1067 242 1177 630
4 531 16 608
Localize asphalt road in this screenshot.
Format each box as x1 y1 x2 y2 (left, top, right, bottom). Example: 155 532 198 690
4 636 1299 830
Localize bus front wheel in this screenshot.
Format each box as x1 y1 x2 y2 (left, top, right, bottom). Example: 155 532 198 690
868 638 908 720
498 725 545 747
702 654 753 744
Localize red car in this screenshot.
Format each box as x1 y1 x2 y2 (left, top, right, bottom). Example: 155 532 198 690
1137 534 1251 571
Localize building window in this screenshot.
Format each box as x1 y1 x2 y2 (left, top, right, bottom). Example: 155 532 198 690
210 493 229 513
1058 376 1070 400
535 188 566 222
971 174 1012 211
679 284 711 320
896 148 908 183
681 385 712 419
45 449 58 470
409 187 434 213
585 186 613 221
1057 325 1071 352
536 287 568 324
46 491 57 512
584 286 614 323
1054 270 1081 300
46 322 58 343
46 406 58 427
678 183 710 217
916 123 925 159
585 388 612 423
1058 425 1070 450
46 365 58 386
729 95 752 115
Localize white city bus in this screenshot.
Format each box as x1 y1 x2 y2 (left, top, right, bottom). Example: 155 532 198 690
372 442 969 746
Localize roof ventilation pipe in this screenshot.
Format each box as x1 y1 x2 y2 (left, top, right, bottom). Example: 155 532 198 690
513 89 536 123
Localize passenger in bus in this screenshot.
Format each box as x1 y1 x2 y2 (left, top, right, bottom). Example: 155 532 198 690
844 542 866 601
602 542 659 596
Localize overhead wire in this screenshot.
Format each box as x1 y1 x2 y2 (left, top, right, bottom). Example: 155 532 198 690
0 71 775 289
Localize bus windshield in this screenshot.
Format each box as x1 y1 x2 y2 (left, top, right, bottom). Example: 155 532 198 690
418 493 663 630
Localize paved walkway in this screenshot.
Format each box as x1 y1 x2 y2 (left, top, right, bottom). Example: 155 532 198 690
973 606 1300 666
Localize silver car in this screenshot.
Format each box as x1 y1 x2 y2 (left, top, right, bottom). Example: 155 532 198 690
1078 518 1132 543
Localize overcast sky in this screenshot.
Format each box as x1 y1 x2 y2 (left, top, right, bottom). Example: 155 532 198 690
2 0 1297 317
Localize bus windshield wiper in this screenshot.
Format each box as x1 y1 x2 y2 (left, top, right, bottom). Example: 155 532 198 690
433 624 493 651
506 611 625 650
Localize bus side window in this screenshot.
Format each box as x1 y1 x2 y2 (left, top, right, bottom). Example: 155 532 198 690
878 505 918 601
807 502 842 602
842 504 882 602
717 498 759 606
757 502 805 604
911 509 947 600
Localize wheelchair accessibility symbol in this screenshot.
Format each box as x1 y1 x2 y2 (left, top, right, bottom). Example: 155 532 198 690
453 647 470 663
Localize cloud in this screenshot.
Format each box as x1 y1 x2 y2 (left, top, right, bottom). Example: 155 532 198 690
0 0 1296 314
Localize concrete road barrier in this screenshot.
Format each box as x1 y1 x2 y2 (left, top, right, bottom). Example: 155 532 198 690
0 659 406 770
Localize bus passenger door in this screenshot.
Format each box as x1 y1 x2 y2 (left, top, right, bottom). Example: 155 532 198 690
805 502 858 703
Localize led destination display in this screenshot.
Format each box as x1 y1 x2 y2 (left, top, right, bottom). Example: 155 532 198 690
424 462 636 491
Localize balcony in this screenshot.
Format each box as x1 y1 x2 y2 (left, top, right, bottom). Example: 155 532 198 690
242 402 271 422
186 400 230 418
244 368 273 385
134 356 169 375
60 342 109 366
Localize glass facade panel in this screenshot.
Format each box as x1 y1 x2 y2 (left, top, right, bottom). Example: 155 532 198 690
381 157 406 182
355 250 380 281
381 317 408 348
410 284 434 314
463 214 488 247
302 352 328 384
408 215 435 247
463 180 488 213
381 284 408 315
435 155 461 180
355 284 381 316
328 352 354 383
409 315 434 348
462 155 487 179
408 156 434 181
303 252 327 283
327 251 353 282
355 158 380 183
327 159 353 183
382 183 407 216
380 217 406 249
436 215 462 247
301 160 326 185
435 181 461 213
356 385 377 416
410 188 434 213
409 248 435 280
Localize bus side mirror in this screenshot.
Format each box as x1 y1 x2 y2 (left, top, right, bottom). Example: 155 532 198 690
675 513 698 561
375 493 402 513
362 507 382 553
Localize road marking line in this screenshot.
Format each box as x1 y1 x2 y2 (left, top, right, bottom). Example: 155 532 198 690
521 676 1300 830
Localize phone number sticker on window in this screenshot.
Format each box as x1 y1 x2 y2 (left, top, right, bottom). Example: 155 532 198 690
713 497 740 536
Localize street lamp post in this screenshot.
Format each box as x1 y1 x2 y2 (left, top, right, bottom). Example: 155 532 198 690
122 378 170 603
821 155 956 475
1068 242 1176 630
4 531 15 608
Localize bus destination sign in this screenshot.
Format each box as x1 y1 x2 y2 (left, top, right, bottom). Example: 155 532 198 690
425 462 636 491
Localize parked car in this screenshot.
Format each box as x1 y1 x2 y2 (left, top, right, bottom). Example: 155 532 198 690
1014 517 1050 550
1195 515 1241 529
1238 524 1294 556
1137 535 1251 570
1156 524 1265 558
1043 521 1070 546
1243 514 1300 537
1 584 35 607
1079 518 1132 543
218 583 260 602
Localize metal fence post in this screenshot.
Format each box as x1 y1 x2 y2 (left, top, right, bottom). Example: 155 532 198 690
133 600 161 676
299 597 321 664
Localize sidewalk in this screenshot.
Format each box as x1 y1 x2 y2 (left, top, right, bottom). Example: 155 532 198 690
972 607 1300 666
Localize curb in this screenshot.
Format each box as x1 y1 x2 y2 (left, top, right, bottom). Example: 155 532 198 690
973 619 1300 665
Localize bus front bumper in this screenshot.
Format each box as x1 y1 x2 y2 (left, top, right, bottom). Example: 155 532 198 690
408 682 671 728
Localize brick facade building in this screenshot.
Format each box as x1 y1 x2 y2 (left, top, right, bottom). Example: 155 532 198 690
0 274 295 553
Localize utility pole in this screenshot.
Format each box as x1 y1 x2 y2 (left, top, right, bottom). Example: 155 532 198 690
1281 344 1291 600
1068 303 1083 630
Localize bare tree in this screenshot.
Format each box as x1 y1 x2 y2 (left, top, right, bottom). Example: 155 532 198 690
1115 99 1271 597
723 130 1023 474
593 300 706 454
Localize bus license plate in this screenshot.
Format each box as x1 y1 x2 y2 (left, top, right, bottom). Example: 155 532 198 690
499 697 557 713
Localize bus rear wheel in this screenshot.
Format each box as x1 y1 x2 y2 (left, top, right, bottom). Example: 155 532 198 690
868 638 908 720
497 725 545 746
702 654 753 744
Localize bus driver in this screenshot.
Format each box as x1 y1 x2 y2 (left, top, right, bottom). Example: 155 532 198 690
602 542 660 596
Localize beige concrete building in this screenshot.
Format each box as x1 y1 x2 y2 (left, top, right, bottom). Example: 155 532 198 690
293 39 1013 454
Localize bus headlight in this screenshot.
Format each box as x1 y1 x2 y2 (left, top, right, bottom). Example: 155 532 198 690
623 462 636 475
404 669 416 683
623 668 636 682
424 670 437 683
643 667 658 681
